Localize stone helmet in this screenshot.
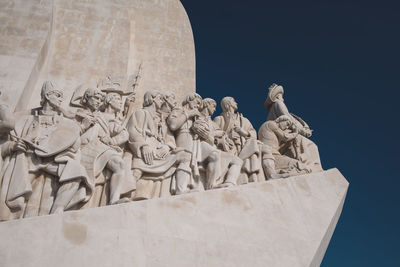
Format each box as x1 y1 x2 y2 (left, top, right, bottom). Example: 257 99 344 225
264 83 284 111
40 81 62 106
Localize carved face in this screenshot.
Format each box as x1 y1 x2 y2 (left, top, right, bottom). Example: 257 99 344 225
153 93 164 110
188 97 202 110
45 90 63 108
164 93 177 109
87 93 104 111
108 93 123 112
279 120 291 130
205 102 216 115
230 98 238 111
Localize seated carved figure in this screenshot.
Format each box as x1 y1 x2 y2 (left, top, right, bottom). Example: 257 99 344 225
214 97 263 183
126 90 191 200
76 87 132 206
196 98 242 189
0 76 325 222
264 84 323 173
0 81 92 221
259 115 313 175
167 93 228 193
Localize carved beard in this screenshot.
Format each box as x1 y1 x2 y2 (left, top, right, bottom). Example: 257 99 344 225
46 98 61 111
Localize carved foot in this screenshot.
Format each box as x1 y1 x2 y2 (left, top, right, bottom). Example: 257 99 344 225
214 182 235 189
269 173 290 179
50 207 64 214
111 197 131 205
249 173 258 183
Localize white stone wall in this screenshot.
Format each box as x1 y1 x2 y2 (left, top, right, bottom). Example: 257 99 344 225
0 169 349 267
0 0 52 110
0 0 195 111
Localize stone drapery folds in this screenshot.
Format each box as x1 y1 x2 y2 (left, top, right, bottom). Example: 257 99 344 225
0 80 323 221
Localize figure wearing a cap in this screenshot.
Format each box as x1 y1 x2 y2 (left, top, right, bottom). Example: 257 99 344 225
262 83 323 173
126 90 191 200
265 83 312 137
259 115 311 175
196 98 243 189
167 93 224 194
76 79 133 206
0 81 92 220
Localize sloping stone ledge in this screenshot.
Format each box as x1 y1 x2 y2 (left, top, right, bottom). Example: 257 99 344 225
0 168 348 267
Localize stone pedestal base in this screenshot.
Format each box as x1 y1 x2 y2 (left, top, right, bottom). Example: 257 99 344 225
0 168 348 267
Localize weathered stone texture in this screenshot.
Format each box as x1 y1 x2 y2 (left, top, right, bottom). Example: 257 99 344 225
0 0 195 111
0 169 348 267
0 0 52 109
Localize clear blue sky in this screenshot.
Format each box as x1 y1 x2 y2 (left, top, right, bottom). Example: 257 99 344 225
180 1 400 266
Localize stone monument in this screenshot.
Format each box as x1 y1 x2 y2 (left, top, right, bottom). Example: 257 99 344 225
0 1 348 266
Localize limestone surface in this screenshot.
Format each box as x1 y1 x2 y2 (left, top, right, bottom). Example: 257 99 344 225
0 0 195 111
0 168 348 267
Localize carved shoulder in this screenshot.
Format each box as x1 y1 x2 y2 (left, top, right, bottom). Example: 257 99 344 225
213 115 224 129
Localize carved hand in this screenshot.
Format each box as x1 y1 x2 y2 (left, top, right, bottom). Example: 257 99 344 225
188 109 201 118
101 136 113 145
142 145 154 165
234 126 249 137
13 140 27 153
196 125 210 140
82 117 95 130
157 145 170 158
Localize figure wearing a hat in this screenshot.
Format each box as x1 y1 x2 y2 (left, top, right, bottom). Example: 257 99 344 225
261 83 323 174
73 76 135 207
0 81 92 220
265 83 312 137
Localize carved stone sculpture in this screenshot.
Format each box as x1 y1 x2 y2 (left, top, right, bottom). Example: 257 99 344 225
76 85 132 207
197 98 242 189
258 115 308 175
214 97 264 183
262 83 323 173
127 91 190 200
0 81 92 220
0 79 325 221
168 93 232 193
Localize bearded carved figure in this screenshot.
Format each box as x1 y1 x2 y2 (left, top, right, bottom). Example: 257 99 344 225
0 81 92 221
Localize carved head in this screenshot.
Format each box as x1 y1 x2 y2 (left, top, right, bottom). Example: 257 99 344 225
201 98 216 116
81 88 105 112
105 92 123 112
143 90 163 110
221 97 237 113
162 91 177 111
275 115 292 130
40 81 63 108
265 83 284 111
182 93 202 110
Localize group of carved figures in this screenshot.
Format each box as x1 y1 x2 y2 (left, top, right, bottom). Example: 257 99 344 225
0 78 322 221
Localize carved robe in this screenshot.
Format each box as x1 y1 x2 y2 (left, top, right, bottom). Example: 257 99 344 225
0 112 92 221
127 108 179 200
168 107 228 191
266 100 323 173
214 113 263 183
78 110 133 207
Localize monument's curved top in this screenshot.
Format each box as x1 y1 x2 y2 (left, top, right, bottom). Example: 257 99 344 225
0 0 195 111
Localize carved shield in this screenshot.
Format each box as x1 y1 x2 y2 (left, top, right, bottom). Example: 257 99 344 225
35 118 80 157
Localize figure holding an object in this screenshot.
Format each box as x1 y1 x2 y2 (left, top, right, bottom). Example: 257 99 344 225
259 83 323 175
0 81 92 220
